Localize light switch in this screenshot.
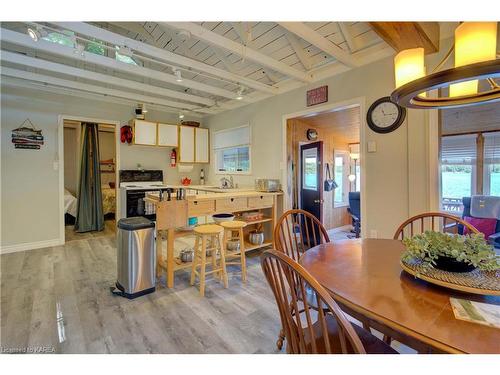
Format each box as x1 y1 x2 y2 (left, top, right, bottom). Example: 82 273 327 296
53 161 59 171
367 141 377 153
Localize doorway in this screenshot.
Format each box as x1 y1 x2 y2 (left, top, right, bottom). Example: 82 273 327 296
59 116 121 243
285 102 362 240
300 141 323 221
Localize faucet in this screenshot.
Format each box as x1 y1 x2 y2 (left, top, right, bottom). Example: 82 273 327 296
220 176 234 189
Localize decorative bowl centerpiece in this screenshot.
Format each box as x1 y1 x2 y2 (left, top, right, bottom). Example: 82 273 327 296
401 231 499 273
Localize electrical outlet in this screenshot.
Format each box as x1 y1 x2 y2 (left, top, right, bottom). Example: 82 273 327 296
370 229 378 238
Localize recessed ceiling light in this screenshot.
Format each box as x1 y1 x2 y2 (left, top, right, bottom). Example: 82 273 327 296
179 112 185 119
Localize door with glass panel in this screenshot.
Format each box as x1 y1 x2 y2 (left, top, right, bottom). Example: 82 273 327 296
300 142 323 222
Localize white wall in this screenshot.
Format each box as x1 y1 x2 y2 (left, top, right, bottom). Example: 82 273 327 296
1 85 202 249
204 50 447 238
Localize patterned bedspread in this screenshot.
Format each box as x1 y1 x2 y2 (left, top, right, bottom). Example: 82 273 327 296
102 187 116 214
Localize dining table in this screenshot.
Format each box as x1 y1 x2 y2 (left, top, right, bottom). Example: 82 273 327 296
299 238 500 354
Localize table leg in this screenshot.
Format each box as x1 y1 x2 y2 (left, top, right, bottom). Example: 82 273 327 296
167 227 175 288
156 229 163 281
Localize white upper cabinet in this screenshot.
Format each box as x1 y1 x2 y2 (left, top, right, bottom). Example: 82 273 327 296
179 126 195 163
157 123 178 147
195 127 209 163
133 120 157 146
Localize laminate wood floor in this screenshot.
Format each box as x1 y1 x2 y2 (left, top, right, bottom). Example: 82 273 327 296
1 233 413 354
0 234 282 354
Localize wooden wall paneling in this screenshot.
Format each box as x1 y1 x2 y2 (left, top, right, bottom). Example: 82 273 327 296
286 115 357 230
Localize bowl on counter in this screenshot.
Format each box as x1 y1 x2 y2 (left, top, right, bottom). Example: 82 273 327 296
212 213 235 224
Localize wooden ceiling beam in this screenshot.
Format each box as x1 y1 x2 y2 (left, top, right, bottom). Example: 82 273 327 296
0 51 211 108
0 27 237 99
369 22 440 54
161 22 312 82
51 22 278 94
279 22 358 67
1 67 213 113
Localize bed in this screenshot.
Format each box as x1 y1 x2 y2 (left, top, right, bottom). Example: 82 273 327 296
65 187 115 216
64 188 78 217
101 187 116 215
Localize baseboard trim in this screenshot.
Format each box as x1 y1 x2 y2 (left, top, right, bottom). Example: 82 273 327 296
0 238 64 255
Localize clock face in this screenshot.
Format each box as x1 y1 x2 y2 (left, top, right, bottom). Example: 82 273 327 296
367 97 406 134
307 128 318 141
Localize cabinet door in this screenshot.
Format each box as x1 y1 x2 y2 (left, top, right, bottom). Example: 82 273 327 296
179 126 195 163
158 123 178 147
134 120 157 146
195 127 209 163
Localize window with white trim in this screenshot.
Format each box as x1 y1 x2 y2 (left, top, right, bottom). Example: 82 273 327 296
440 134 477 212
213 125 251 174
334 150 349 207
483 132 500 196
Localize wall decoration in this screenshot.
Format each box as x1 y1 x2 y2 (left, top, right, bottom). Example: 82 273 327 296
366 96 406 134
11 119 44 150
306 128 318 141
306 85 328 107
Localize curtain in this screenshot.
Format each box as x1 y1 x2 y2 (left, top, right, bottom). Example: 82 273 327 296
75 123 104 232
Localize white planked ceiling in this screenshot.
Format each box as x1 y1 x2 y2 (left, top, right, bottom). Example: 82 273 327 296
0 21 389 116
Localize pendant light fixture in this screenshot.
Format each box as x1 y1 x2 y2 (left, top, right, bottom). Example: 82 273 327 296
391 22 499 109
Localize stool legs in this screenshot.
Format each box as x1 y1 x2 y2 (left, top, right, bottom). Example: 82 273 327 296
218 233 228 288
190 236 199 286
238 228 247 283
199 235 207 296
191 232 228 297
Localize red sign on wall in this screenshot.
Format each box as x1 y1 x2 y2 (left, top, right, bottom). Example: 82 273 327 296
306 85 328 107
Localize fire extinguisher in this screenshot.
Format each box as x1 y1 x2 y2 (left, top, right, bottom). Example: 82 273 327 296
170 149 177 167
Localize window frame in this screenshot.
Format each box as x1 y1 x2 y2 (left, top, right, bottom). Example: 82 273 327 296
213 124 252 176
333 150 350 208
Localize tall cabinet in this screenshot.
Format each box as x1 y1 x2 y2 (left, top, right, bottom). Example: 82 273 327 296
178 126 209 163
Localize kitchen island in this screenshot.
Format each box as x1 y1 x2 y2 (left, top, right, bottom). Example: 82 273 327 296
146 189 283 288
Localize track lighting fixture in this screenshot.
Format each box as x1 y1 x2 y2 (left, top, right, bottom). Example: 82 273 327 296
27 27 41 41
118 45 133 57
74 43 85 56
235 87 244 100
173 68 183 82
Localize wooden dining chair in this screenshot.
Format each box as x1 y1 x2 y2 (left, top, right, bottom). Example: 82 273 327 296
261 250 397 354
393 212 480 240
274 209 330 262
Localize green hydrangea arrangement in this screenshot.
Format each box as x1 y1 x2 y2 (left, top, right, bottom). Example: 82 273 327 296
401 231 499 271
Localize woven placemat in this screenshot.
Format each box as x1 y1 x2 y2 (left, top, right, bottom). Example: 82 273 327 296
401 258 500 295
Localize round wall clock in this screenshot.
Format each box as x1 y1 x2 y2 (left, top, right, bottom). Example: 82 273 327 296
306 128 318 141
367 96 406 134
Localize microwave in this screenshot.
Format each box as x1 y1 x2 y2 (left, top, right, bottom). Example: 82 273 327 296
255 179 281 192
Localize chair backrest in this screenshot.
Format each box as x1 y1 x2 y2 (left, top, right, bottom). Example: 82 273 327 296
348 192 361 219
261 250 366 354
462 197 500 234
274 209 330 262
393 212 480 240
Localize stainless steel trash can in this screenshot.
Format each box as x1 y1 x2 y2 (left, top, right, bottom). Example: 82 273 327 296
114 217 156 299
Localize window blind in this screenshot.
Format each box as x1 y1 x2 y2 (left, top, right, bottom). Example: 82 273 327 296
441 134 477 165
213 125 250 150
484 131 500 164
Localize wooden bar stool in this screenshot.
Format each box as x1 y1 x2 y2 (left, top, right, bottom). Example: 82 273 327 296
220 221 247 283
190 224 228 296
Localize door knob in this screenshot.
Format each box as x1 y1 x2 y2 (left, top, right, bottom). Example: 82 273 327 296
313 199 324 204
